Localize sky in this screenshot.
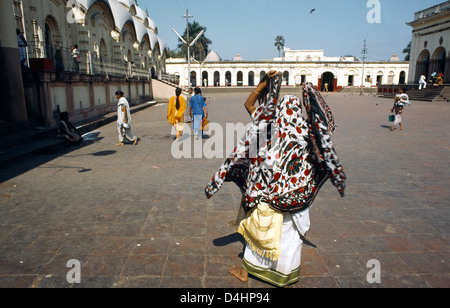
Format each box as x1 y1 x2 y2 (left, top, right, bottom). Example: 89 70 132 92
139 0 445 61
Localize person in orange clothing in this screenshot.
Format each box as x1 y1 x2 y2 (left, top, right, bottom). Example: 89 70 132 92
167 88 187 141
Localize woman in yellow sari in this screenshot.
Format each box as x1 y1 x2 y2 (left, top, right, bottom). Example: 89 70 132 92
167 88 187 141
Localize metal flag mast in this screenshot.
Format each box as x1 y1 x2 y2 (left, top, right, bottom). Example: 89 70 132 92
172 9 204 90
361 39 368 96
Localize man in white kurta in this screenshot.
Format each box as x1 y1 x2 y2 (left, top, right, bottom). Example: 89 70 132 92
419 75 427 90
116 91 137 146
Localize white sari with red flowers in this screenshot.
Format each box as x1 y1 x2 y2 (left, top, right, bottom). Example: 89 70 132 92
205 77 345 214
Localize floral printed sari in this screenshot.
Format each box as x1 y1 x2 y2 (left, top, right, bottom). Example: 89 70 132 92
205 74 346 213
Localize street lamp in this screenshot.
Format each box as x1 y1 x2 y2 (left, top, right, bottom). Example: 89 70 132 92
361 39 368 96
172 9 204 89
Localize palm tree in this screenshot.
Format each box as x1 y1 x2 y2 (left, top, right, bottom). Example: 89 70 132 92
177 21 212 61
274 36 285 58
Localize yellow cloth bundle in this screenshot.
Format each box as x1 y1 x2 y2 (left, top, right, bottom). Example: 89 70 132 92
238 201 283 261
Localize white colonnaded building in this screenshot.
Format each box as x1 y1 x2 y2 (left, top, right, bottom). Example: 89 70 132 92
166 48 410 92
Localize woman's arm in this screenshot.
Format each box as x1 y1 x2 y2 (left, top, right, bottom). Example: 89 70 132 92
122 106 128 123
244 70 278 115
167 97 173 119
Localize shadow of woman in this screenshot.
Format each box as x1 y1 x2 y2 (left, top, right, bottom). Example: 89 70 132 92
213 232 245 247
213 232 246 258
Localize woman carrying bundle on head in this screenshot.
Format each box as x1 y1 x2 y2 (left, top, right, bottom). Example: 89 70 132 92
205 70 346 287
167 87 187 141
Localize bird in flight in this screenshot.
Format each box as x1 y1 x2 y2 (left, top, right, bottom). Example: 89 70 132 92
310 8 316 14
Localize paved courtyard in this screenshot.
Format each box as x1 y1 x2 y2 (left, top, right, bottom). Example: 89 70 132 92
0 89 449 288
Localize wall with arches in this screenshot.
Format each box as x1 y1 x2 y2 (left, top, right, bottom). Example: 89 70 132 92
13 0 166 78
407 2 449 83
9 0 167 124
167 59 409 90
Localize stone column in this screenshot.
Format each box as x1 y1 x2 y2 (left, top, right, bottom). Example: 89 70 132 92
0 0 28 122
38 72 56 127
445 56 450 83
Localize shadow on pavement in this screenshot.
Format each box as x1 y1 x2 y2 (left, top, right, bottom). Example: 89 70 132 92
0 132 112 183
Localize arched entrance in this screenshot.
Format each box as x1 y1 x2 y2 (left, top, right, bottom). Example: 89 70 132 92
214 71 220 87
320 72 335 91
237 71 243 86
225 71 231 86
44 23 53 61
99 39 109 74
202 71 208 87
415 50 430 83
376 71 384 85
248 71 255 86
44 16 65 72
446 55 450 83
260 71 266 83
399 71 406 85
190 71 197 87
347 70 355 86
431 47 446 77
283 71 289 86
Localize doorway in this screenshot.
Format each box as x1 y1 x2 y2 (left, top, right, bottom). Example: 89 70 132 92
321 72 335 91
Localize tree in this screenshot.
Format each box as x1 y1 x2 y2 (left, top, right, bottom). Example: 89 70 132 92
274 36 285 58
166 47 183 58
177 21 212 61
403 41 411 61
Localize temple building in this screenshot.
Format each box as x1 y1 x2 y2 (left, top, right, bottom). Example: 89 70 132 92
407 1 450 84
1 0 168 126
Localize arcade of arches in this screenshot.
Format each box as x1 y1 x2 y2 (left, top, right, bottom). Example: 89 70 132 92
5 0 168 125
169 62 409 91
415 47 449 83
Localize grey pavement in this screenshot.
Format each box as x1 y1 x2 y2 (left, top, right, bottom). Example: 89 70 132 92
0 90 449 288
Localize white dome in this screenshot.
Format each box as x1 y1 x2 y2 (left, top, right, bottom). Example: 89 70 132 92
389 53 401 62
116 0 134 9
107 0 133 31
132 16 148 42
145 17 157 31
233 54 243 61
130 3 147 21
205 50 221 62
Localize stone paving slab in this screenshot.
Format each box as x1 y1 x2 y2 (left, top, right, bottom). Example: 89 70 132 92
0 90 449 289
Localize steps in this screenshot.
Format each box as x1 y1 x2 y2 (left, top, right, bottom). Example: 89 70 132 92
378 86 449 102
433 86 450 102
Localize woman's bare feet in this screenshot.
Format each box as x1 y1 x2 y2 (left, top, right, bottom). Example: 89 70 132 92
229 265 248 282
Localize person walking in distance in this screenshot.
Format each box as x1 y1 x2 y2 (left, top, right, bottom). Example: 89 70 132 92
189 87 207 140
115 91 137 146
167 88 187 141
390 87 410 131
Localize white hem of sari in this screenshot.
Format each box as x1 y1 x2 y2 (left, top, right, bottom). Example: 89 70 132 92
242 208 310 287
